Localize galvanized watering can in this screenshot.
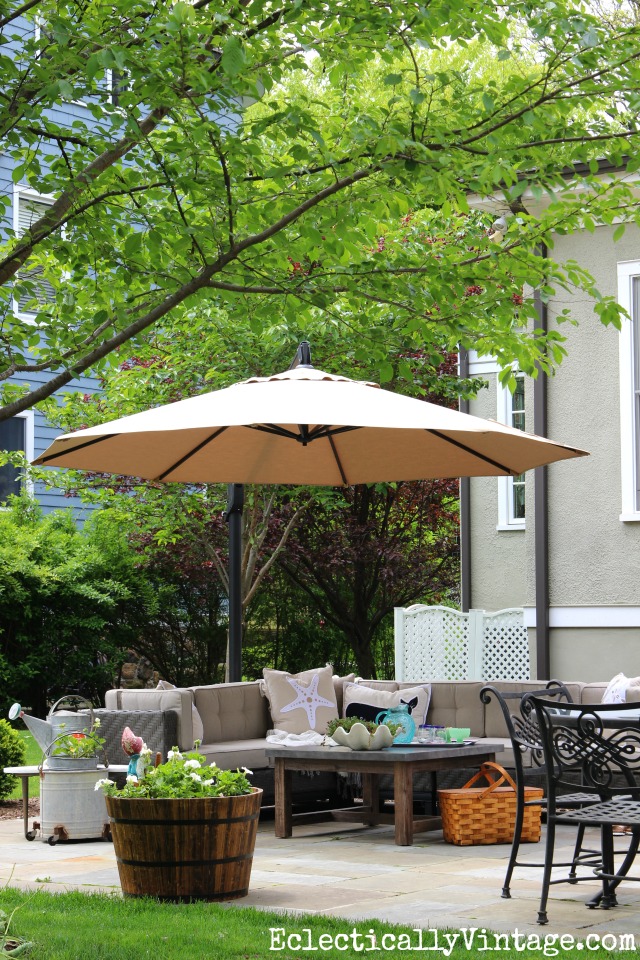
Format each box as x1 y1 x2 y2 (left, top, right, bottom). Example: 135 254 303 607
8 694 96 757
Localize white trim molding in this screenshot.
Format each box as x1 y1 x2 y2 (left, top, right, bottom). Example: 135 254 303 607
497 372 526 531
524 606 640 628
618 259 640 521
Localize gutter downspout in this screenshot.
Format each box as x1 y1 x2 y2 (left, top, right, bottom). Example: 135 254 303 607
533 248 550 679
459 347 472 612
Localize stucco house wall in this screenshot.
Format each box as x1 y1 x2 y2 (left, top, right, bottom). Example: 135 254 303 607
466 220 640 681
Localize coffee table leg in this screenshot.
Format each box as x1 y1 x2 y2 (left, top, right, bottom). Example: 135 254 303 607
393 762 414 846
274 759 293 838
361 774 380 825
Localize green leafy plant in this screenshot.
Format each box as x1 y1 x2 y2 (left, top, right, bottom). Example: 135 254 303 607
97 743 253 799
326 716 400 737
0 720 26 801
50 718 105 759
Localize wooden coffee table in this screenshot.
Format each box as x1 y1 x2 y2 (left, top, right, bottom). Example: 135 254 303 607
264 740 503 846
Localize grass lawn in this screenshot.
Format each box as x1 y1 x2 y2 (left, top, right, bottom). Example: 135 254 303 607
8 732 42 800
0 888 629 960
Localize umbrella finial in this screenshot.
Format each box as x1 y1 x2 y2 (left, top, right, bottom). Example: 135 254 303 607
290 341 312 369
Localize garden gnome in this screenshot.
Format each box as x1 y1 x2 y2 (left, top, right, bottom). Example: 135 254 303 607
121 726 145 778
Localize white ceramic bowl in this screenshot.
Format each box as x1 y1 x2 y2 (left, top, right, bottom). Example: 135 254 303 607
331 722 394 750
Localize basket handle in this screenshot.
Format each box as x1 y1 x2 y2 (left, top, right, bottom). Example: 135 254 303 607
460 761 518 797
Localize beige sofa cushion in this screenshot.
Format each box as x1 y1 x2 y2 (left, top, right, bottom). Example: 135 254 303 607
333 674 356 715
426 681 485 735
262 665 338 734
200 738 270 770
193 681 269 743
156 680 204 742
104 687 194 751
343 682 431 725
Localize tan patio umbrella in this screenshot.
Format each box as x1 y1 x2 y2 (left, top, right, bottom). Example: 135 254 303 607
33 364 586 483
33 350 588 680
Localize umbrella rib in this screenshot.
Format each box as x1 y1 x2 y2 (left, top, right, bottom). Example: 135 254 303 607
156 426 229 481
249 423 361 444
36 433 118 464
328 435 348 485
427 430 517 475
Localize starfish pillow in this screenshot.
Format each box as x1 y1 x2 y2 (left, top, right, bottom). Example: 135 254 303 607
262 665 339 734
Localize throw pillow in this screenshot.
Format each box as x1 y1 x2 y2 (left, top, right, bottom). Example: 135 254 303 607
342 682 431 725
601 673 640 704
262 665 339 734
332 673 356 715
156 680 204 743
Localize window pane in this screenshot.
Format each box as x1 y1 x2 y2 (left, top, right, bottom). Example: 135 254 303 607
510 376 525 520
16 196 56 312
512 476 525 520
0 418 26 501
511 377 525 431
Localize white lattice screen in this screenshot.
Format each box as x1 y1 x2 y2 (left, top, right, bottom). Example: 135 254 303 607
394 605 530 681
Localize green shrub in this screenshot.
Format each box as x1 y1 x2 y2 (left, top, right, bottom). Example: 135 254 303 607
0 719 26 800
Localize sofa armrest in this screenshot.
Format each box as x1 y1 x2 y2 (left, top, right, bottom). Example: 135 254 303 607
104 688 194 750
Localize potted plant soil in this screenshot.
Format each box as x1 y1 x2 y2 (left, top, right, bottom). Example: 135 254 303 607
97 741 261 902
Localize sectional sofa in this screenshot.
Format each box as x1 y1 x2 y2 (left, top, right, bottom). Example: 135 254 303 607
99 676 619 806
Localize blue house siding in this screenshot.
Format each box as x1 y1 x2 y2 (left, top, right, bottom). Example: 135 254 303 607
1 12 110 520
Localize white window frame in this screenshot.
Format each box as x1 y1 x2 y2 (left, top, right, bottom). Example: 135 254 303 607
497 373 526 530
12 184 57 320
0 410 34 503
618 259 640 521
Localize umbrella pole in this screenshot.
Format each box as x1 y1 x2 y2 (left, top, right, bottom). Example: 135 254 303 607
226 483 244 683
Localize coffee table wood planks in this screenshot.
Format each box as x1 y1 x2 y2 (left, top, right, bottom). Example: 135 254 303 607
265 741 503 846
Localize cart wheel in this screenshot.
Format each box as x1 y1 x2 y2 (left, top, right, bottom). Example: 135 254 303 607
25 831 36 841
47 835 58 846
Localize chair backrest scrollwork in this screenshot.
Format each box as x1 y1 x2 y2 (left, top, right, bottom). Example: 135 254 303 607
531 697 640 800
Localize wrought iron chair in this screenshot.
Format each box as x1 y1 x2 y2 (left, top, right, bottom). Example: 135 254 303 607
480 682 599 900
532 696 640 925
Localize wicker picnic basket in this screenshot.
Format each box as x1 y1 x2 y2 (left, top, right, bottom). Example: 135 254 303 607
437 761 543 846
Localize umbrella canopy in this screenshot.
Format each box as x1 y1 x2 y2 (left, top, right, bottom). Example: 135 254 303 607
33 365 587 481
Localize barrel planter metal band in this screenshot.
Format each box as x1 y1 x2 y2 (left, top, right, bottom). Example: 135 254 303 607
105 789 263 902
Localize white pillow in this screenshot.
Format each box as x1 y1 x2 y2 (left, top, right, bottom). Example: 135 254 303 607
342 682 431 725
156 680 204 743
601 673 640 704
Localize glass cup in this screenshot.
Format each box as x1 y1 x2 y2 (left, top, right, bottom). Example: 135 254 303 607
416 724 431 743
432 725 447 744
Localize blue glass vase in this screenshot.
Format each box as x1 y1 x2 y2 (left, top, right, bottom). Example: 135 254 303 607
375 704 416 743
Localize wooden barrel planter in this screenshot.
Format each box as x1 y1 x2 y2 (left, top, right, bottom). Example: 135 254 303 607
105 788 262 901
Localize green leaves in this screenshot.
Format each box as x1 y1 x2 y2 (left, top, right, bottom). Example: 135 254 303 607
0 0 638 420
221 36 246 77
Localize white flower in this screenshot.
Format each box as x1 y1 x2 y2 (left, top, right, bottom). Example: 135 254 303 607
126 774 138 784
94 778 110 792
167 749 183 761
140 745 152 760
241 766 253 776
93 718 101 729
184 759 201 770
189 772 202 783
203 778 215 786
209 761 218 769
